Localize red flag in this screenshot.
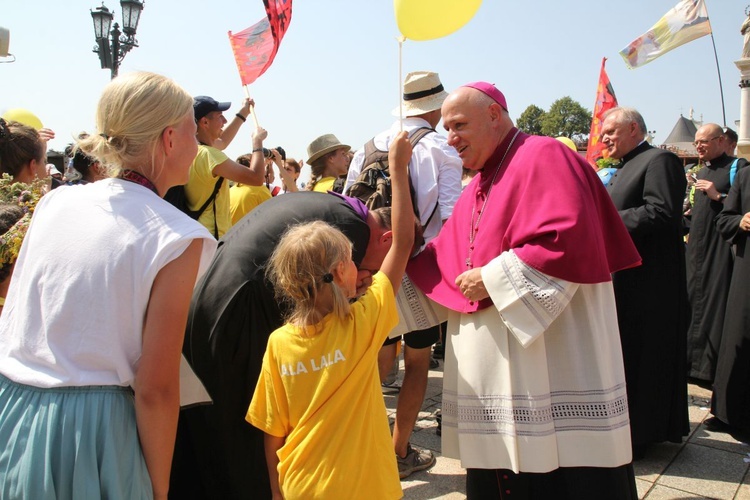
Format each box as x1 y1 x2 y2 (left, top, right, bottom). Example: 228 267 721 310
228 0 292 86
586 58 618 167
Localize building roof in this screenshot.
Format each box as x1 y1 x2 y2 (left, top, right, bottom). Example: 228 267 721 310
662 115 699 156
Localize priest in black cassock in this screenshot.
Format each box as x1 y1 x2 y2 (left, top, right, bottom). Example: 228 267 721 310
602 107 690 458
169 192 395 500
710 166 750 435
685 124 747 382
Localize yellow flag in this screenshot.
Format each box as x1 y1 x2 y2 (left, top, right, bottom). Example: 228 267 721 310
620 0 711 69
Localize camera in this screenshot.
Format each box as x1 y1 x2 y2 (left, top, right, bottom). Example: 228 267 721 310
262 147 286 161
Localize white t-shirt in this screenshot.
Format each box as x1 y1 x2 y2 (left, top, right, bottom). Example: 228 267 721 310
0 178 217 388
344 117 462 247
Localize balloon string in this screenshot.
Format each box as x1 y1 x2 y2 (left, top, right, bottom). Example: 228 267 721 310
244 85 260 129
397 36 405 132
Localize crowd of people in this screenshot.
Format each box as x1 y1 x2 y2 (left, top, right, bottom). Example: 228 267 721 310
0 68 748 499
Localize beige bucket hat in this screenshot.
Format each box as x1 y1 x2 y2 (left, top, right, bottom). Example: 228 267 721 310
306 134 350 164
391 71 449 117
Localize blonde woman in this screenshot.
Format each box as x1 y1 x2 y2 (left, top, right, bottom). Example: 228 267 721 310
0 72 217 499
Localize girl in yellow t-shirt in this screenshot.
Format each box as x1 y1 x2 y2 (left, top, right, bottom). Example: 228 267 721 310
247 132 414 500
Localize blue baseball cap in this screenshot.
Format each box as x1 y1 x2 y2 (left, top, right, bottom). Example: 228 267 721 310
193 95 231 121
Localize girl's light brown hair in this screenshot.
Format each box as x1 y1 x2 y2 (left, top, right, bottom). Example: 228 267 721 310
267 221 352 329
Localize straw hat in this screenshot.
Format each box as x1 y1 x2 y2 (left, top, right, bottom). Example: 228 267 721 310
306 134 350 164
391 71 449 117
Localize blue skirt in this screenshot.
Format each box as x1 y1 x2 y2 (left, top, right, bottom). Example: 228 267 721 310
0 373 152 500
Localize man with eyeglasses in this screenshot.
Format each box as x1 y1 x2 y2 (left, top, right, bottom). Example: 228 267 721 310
685 124 748 387
601 106 689 459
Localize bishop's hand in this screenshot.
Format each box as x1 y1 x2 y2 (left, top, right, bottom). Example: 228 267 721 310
455 267 489 302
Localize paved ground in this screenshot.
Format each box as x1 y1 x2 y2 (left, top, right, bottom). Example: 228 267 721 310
383 358 750 499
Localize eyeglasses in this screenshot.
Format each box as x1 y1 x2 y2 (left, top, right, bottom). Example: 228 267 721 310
693 136 721 147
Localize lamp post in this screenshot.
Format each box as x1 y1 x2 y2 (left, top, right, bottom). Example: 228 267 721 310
90 0 144 79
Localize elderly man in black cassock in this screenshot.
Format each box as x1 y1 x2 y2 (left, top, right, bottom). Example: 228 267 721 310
602 107 690 458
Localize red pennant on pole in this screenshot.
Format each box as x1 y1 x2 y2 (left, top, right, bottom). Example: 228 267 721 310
586 58 618 167
228 0 293 86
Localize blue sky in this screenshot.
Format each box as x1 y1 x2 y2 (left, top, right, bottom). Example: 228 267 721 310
1 0 745 182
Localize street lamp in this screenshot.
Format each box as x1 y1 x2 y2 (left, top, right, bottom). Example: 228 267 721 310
90 0 144 79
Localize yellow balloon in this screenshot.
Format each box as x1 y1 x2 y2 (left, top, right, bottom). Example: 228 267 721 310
2 108 43 130
556 136 577 152
394 0 482 41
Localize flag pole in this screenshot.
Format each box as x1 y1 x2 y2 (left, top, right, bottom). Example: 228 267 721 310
243 85 260 129
706 12 727 127
397 36 405 132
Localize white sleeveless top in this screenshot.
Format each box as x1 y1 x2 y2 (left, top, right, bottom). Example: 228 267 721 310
0 178 217 387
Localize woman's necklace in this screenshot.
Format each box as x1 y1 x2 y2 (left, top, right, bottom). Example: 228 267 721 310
118 169 158 195
466 129 521 269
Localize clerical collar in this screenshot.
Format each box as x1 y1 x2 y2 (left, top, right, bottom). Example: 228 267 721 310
704 153 729 168
620 141 651 165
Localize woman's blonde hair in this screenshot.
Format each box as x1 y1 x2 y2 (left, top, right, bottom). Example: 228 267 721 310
267 221 352 328
77 71 193 178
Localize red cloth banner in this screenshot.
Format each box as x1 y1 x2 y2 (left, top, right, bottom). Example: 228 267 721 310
586 58 618 167
228 0 292 86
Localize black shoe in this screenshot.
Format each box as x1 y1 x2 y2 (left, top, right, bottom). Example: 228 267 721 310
432 345 444 360
704 416 731 432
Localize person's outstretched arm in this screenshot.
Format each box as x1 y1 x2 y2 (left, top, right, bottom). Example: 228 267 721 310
214 98 253 151
379 131 414 294
213 127 268 187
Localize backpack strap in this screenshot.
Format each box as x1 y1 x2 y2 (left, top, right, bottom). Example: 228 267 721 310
196 176 224 216
408 127 435 147
362 137 388 168
407 127 438 228
197 176 224 239
730 158 739 187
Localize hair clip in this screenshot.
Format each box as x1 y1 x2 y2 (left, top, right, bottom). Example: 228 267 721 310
99 133 109 140
322 273 334 283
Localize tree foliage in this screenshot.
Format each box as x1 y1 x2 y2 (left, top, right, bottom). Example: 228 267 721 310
517 105 546 136
540 96 592 141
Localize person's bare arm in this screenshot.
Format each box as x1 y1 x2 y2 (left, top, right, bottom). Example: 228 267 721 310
213 127 267 186
379 131 414 293
135 239 203 500
214 98 253 151
274 153 298 193
265 433 286 500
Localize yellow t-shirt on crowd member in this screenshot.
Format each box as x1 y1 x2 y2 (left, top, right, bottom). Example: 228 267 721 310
185 145 231 238
247 272 402 500
312 176 336 193
229 184 272 225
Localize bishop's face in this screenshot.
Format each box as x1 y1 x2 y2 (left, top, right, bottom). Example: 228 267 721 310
443 88 504 171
